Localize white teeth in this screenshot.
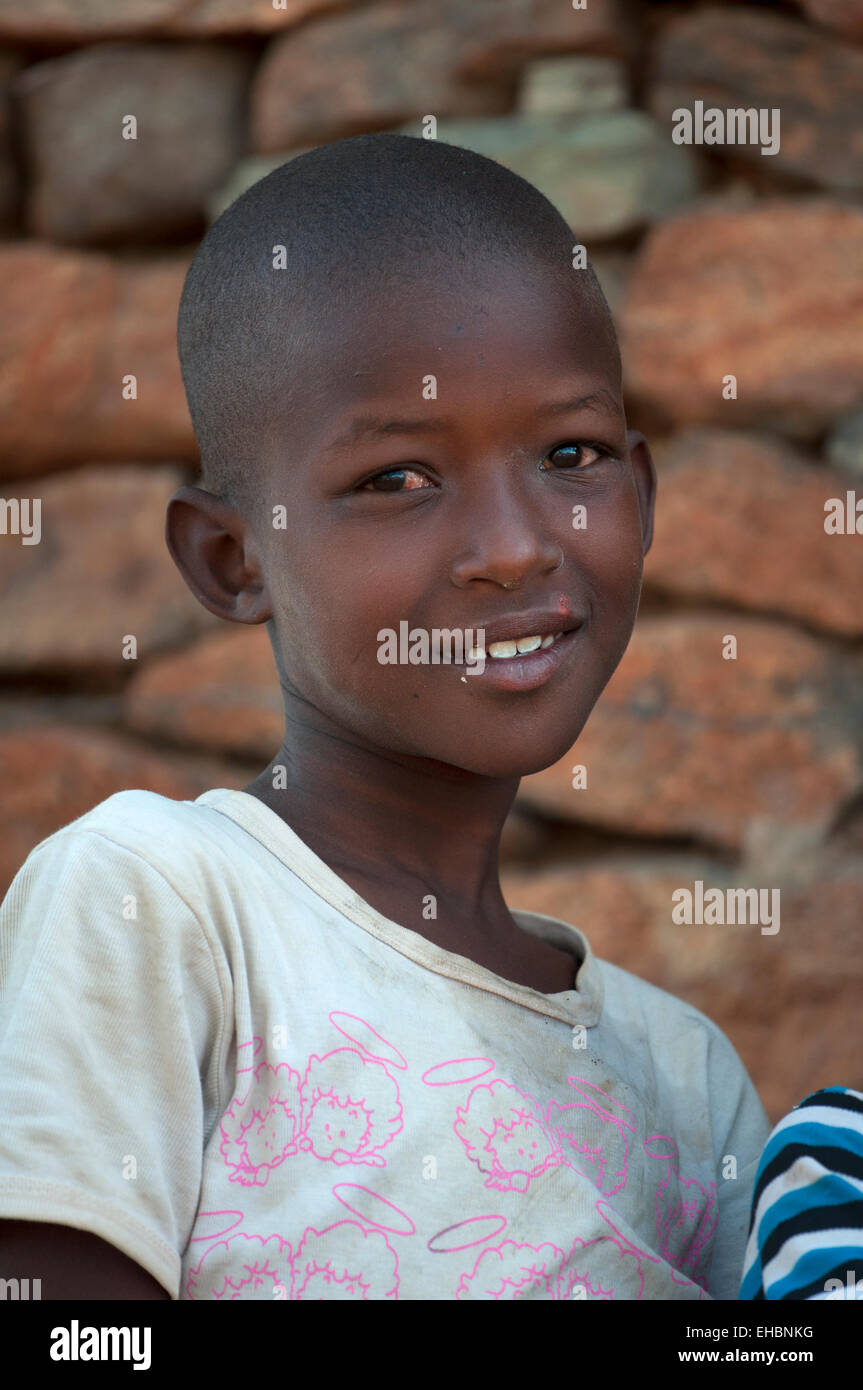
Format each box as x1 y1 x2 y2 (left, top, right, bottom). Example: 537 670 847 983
486 632 564 660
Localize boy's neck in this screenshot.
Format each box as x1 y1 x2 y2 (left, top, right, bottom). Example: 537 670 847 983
244 717 515 916
241 712 576 991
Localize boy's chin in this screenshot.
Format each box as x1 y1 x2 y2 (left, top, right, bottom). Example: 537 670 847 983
423 727 587 781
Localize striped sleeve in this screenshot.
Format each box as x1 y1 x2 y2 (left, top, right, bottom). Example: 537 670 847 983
739 1086 863 1300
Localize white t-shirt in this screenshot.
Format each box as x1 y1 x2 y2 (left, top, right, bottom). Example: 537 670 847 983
0 788 770 1301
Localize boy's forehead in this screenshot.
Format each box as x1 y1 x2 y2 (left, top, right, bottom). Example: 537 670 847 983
334 255 609 345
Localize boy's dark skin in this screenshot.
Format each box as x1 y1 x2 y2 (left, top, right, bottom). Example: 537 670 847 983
1 255 655 1297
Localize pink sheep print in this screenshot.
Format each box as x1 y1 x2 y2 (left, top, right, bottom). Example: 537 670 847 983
185 1016 716 1300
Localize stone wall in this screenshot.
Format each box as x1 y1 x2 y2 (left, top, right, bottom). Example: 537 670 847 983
1 0 862 1122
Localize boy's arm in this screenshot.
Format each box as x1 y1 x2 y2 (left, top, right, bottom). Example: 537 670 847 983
0 1220 170 1299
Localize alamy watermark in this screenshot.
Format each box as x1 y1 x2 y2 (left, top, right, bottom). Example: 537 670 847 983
824 1269 862 1300
378 623 486 674
672 101 780 157
0 1276 41 1299
825 491 863 534
50 1321 151 1371
672 880 780 935
0 497 40 544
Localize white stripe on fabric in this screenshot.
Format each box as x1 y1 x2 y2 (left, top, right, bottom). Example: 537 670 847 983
762 1224 863 1291
762 1103 863 1147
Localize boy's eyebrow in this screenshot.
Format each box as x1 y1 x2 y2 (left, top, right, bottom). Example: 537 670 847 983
321 389 622 456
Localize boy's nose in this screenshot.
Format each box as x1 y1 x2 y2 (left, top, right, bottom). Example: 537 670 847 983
448 475 565 591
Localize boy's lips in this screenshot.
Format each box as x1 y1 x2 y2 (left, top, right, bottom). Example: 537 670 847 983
458 625 582 691
458 606 585 693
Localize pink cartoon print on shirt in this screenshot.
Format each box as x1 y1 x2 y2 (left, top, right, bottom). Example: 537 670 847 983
452 1073 634 1198
643 1134 717 1289
548 1077 636 1196
194 1022 406 1298
453 1201 706 1301
191 1024 718 1300
219 1038 403 1185
452 1077 559 1193
187 1220 400 1300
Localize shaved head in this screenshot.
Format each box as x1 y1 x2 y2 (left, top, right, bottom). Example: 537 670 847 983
176 131 618 521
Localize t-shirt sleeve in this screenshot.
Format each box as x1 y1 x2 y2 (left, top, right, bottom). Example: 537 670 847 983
0 826 229 1299
703 1020 773 1300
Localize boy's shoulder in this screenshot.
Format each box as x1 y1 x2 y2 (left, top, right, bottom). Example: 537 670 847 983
29 787 214 854
0 790 246 1007
593 951 744 1060
591 954 769 1143
19 788 244 894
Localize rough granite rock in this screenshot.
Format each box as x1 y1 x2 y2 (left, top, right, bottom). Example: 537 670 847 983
0 463 220 672
648 6 863 191
643 428 863 636
0 0 341 41
124 625 283 759
798 0 863 39
17 42 254 244
252 0 627 152
619 200 863 437
0 244 195 473
518 613 862 853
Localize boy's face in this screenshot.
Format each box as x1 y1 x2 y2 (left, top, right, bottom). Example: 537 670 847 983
241 258 653 779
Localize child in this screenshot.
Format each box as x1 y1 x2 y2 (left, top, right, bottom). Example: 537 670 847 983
0 133 771 1301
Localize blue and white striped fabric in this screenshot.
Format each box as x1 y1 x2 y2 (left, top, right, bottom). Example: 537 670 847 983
739 1086 863 1300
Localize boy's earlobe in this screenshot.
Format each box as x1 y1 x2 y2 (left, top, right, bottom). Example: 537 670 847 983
626 430 657 555
164 485 273 625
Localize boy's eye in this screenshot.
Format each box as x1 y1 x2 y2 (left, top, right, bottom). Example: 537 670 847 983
541 442 606 470
359 467 431 492
357 442 611 492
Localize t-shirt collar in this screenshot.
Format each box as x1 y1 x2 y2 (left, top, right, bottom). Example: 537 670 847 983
194 788 604 1027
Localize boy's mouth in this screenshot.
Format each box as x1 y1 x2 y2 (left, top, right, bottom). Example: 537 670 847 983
461 627 582 692
459 607 585 692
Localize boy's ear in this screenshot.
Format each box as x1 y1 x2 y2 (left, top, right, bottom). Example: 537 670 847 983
164 485 273 624
626 429 657 556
